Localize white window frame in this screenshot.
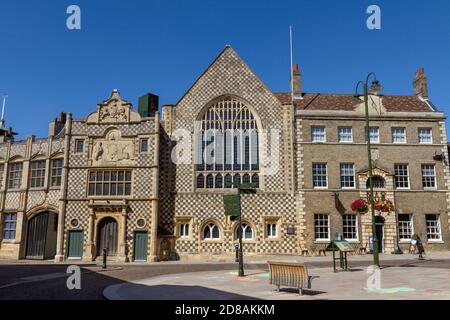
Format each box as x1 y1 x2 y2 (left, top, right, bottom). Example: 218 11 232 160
418 128 433 144
397 213 414 243
421 164 437 189
391 127 406 144
179 223 190 238
426 214 442 242
397 214 414 242
366 127 380 144
203 223 221 241
312 163 328 189
266 222 278 238
343 214 359 242
314 214 330 242
394 164 410 190
311 126 326 143
236 223 254 241
338 127 353 143
340 163 356 189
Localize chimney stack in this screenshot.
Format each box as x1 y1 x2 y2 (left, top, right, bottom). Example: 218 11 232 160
414 68 429 99
0 127 16 143
138 93 159 118
48 112 67 136
292 64 302 99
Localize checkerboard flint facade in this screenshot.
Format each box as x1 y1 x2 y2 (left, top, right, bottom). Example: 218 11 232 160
1 45 450 262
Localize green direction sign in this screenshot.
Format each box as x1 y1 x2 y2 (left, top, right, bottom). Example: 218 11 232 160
223 194 239 217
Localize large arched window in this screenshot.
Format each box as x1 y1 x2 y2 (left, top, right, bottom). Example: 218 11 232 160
196 97 259 189
203 223 220 240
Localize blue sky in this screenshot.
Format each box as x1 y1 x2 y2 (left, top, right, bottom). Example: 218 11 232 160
0 0 449 139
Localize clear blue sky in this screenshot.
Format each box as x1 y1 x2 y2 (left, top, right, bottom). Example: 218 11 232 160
0 0 449 139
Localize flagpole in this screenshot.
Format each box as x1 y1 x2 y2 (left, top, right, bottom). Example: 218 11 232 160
1 95 7 129
290 25 294 104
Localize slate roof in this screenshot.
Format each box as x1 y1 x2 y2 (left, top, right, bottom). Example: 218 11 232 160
273 92 436 112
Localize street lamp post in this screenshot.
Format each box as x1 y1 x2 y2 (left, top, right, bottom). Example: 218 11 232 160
237 184 244 277
355 73 383 268
224 182 257 277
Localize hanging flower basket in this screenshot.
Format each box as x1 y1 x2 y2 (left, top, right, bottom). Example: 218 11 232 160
374 199 394 213
351 199 369 214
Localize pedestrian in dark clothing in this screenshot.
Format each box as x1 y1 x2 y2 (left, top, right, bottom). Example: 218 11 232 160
417 235 425 260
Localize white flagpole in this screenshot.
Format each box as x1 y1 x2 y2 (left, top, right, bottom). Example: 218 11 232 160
1 94 7 129
290 25 294 104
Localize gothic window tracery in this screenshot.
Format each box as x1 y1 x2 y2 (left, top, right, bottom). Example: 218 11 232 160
196 98 260 189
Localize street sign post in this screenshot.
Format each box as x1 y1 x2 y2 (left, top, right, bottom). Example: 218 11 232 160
222 182 257 277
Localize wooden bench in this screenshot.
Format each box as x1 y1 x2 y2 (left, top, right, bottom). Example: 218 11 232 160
311 243 328 256
359 243 367 255
300 247 309 256
350 243 367 255
268 261 318 295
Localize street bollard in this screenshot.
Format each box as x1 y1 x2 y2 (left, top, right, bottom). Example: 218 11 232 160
234 244 239 262
102 248 107 269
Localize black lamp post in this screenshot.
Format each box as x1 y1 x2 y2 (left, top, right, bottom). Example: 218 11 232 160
354 73 384 268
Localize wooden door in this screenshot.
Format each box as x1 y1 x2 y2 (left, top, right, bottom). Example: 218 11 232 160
97 217 118 256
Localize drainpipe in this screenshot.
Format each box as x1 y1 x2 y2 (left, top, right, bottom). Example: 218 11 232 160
150 111 160 262
54 113 72 262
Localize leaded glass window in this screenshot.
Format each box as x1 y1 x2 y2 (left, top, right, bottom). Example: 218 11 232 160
195 97 260 189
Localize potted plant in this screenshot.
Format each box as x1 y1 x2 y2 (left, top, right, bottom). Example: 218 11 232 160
374 199 394 213
351 199 369 214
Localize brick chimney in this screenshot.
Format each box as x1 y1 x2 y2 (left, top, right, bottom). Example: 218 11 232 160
48 112 67 136
414 68 429 99
0 127 16 143
291 64 302 99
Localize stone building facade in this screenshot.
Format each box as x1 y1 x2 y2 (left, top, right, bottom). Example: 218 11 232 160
0 46 449 262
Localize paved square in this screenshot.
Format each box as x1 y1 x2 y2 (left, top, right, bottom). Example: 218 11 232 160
103 265 450 300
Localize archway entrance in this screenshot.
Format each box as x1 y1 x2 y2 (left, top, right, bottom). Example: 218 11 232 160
97 217 118 256
26 211 58 260
375 216 384 253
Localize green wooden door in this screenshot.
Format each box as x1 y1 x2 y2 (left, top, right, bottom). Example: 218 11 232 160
133 231 148 261
67 230 84 259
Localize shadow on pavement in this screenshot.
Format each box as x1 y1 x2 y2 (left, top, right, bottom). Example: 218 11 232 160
0 264 126 300
107 283 260 300
280 287 325 296
0 262 267 300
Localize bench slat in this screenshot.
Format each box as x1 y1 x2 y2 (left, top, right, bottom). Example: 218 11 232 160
268 261 310 292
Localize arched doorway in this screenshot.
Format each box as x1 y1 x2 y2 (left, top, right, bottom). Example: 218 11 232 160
26 211 58 260
375 216 385 253
97 217 118 256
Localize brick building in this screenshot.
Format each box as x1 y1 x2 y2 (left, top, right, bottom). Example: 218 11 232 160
0 46 449 262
